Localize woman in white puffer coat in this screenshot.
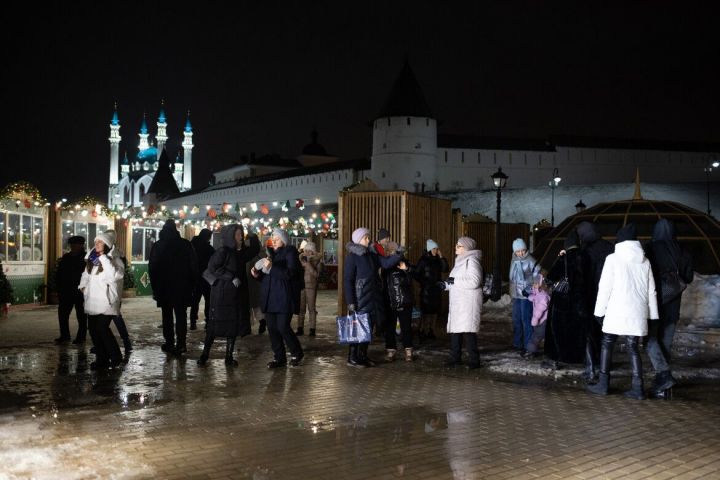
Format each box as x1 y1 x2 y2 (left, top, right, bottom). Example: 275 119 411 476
588 224 658 400
78 233 125 370
441 236 483 369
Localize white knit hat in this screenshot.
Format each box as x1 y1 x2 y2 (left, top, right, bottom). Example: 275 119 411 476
512 238 527 252
271 228 290 246
426 239 439 251
94 232 114 250
352 227 370 244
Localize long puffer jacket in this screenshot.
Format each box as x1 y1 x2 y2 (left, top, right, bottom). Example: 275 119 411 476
78 248 124 316
207 225 261 337
414 252 449 314
645 219 693 305
594 240 659 336
343 242 401 323
446 249 483 333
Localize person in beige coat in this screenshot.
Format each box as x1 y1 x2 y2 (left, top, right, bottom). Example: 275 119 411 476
295 241 322 336
588 224 659 400
440 236 483 369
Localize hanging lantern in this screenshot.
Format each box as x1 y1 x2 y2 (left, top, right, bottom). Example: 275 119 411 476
223 202 231 213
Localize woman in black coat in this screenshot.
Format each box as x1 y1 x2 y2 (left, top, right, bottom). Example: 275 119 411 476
343 227 404 367
544 231 587 367
645 218 693 396
576 221 614 382
251 228 304 368
414 239 449 341
197 224 260 366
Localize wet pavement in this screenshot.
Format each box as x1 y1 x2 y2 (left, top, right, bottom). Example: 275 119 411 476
1 292 720 479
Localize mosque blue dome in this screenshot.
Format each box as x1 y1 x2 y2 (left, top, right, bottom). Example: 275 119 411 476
137 147 158 161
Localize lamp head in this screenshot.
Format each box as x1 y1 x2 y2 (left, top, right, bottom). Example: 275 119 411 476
491 167 508 189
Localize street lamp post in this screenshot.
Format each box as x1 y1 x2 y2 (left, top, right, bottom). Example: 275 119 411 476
491 167 508 301
705 161 719 216
548 168 561 226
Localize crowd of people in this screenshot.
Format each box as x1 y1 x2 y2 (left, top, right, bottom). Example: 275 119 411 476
52 217 693 400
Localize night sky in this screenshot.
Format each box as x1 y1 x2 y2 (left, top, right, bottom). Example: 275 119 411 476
3 2 719 201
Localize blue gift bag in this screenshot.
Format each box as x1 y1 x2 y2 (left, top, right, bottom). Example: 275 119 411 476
336 312 372 344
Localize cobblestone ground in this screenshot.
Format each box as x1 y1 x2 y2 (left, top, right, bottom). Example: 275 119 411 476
1 292 719 480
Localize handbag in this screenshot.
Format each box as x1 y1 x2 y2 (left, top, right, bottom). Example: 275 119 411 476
336 311 372 344
202 268 218 286
659 244 687 304
553 255 570 295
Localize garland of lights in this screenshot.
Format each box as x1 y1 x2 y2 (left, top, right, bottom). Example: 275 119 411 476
0 181 49 211
57 196 114 218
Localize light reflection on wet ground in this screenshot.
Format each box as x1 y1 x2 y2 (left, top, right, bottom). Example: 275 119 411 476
1 293 720 479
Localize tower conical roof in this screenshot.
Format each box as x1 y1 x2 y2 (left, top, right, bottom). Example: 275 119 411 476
140 114 148 134
111 107 119 126
147 149 180 196
377 60 433 119
185 111 192 132
158 103 166 123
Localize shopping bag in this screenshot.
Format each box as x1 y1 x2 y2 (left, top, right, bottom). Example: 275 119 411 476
336 311 372 344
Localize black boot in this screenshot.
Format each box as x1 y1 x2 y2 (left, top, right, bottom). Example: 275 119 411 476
588 333 615 395
347 344 364 367
197 334 214 366
652 370 676 396
225 337 238 366
258 320 267 335
309 328 316 337
296 326 304 336
357 343 373 367
624 336 645 400
583 340 598 383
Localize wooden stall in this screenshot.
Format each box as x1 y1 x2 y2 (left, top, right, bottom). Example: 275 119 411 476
337 191 453 315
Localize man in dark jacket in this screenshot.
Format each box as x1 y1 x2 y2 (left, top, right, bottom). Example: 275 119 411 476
149 219 198 355
190 229 215 330
645 219 694 397
576 221 613 382
54 236 87 344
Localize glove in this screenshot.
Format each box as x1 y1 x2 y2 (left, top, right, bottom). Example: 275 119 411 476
232 278 241 288
446 277 455 285
347 304 356 313
436 281 447 291
595 315 604 326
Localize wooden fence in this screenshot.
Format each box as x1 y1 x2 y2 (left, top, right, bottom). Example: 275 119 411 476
337 191 453 315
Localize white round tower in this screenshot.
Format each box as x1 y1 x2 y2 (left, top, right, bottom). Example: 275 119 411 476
371 61 437 192
108 105 122 208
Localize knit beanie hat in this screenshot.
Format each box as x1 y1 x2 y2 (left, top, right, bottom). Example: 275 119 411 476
512 238 527 252
426 239 439 251
299 240 308 251
94 232 114 250
271 228 290 246
352 227 371 244
377 228 390 241
457 236 476 250
615 223 637 243
303 241 317 253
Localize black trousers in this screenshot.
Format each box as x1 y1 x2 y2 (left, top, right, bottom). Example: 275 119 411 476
162 304 188 348
450 333 479 366
265 312 302 361
385 308 414 349
88 314 122 365
58 292 87 341
190 280 211 322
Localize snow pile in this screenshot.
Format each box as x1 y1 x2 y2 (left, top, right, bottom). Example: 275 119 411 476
681 273 720 328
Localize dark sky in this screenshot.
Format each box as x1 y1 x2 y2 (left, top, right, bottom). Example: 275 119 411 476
2 2 719 201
